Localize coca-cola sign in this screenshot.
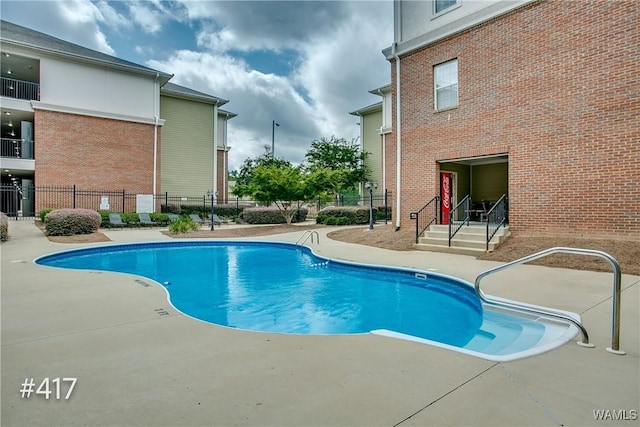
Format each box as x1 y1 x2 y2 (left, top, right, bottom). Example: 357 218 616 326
441 172 451 225
442 177 450 209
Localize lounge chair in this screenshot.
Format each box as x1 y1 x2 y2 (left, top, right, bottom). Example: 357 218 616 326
138 213 157 227
108 213 126 228
168 214 180 222
210 214 230 225
189 214 203 225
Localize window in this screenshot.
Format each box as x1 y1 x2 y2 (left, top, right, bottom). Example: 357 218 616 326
434 59 458 110
435 0 459 14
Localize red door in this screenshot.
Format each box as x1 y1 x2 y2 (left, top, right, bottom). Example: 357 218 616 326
441 172 452 224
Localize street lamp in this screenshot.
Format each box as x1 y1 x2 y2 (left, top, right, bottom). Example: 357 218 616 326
271 120 279 157
207 190 218 231
365 181 378 230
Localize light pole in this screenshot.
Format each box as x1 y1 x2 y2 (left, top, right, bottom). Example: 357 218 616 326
365 181 378 230
271 120 279 157
207 190 218 231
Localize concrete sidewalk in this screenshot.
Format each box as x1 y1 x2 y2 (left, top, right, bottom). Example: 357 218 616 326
1 221 638 427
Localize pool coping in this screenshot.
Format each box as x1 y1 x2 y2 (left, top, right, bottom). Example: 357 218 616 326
2 223 639 427
34 239 582 363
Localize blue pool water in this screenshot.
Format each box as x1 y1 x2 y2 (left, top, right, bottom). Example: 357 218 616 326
35 241 577 361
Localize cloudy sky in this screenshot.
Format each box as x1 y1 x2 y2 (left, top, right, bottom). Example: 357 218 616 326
1 0 393 170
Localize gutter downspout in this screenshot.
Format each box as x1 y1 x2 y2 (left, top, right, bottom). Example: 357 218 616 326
213 101 219 199
392 43 402 231
153 73 159 203
358 114 364 200
375 89 386 203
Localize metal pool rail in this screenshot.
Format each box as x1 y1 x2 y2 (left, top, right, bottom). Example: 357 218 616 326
474 247 624 355
296 230 320 246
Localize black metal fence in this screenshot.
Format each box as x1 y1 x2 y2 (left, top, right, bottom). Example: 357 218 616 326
0 184 393 222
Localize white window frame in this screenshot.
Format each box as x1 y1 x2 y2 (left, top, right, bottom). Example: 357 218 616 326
433 0 461 17
434 59 459 111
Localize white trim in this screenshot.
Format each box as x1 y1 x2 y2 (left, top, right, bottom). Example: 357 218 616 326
30 101 165 126
212 102 219 196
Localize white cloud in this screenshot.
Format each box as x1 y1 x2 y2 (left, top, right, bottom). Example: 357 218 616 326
151 1 393 171
181 1 349 52
126 2 164 34
294 2 392 134
94 0 132 31
148 50 322 170
2 0 116 55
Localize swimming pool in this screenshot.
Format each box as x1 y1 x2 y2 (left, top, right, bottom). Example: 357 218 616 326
35 241 580 361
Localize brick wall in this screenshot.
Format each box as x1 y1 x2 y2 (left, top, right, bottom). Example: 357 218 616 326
34 110 161 211
387 0 639 237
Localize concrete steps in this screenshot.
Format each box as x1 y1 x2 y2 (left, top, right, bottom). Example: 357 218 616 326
415 223 510 254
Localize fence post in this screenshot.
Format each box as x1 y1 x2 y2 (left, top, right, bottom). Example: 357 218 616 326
13 186 19 219
122 189 125 213
72 184 76 209
384 189 388 225
165 192 168 210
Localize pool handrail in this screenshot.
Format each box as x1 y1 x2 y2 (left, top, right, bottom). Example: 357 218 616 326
296 230 320 246
474 247 624 355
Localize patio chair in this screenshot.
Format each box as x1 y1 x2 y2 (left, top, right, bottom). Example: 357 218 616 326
189 214 203 225
168 214 180 222
138 213 157 227
108 213 126 228
210 214 230 226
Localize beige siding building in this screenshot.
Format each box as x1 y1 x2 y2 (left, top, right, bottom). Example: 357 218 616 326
350 84 392 200
160 83 235 200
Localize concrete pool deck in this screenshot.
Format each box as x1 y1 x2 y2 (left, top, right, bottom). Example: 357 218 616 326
1 221 638 427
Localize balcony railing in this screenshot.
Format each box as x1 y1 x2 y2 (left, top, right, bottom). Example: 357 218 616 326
1 77 40 101
1 138 34 159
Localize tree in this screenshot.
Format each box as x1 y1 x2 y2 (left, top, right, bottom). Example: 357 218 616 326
304 136 369 197
231 151 292 199
247 164 308 224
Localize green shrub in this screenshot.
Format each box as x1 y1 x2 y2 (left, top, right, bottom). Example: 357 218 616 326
161 201 255 219
242 207 308 224
375 206 391 221
324 216 351 226
214 203 244 218
39 208 54 222
149 213 170 226
0 212 8 241
316 207 374 225
44 209 102 236
168 217 200 234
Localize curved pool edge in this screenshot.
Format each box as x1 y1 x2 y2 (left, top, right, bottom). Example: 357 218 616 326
33 239 583 362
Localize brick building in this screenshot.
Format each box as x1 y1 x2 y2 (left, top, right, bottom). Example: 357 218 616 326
382 0 639 238
0 20 234 215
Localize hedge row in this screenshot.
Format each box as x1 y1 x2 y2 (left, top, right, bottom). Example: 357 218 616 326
241 207 308 224
36 202 378 236
162 203 249 218
316 207 375 225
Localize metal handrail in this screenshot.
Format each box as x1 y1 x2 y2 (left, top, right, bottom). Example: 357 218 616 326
448 194 471 246
474 247 624 354
485 194 507 250
296 230 320 246
409 195 439 243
